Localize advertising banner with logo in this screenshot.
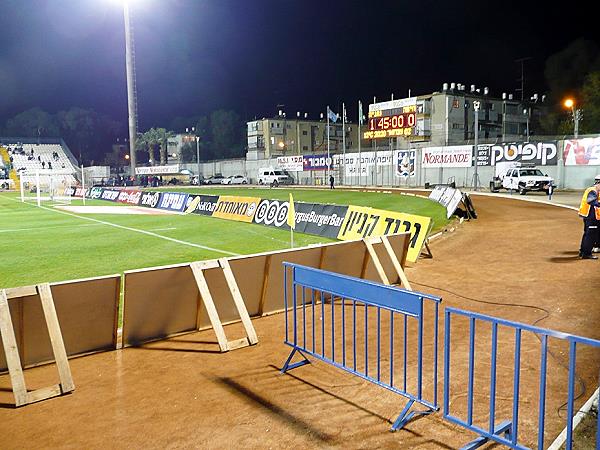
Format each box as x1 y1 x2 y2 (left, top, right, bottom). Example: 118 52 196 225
117 189 142 205
88 187 104 199
303 154 335 171
253 199 291 229
100 188 122 202
395 150 416 178
293 202 348 238
476 141 558 166
337 206 430 262
156 192 188 212
429 185 463 219
212 195 261 223
276 155 304 172
421 146 472 168
563 138 600 166
138 191 162 209
341 150 394 178
135 164 180 175
184 195 219 215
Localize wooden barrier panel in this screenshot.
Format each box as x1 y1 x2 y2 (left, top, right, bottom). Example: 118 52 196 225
0 275 120 372
121 234 411 347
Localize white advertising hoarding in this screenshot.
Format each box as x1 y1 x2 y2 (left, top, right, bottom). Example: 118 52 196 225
276 155 304 171
421 145 472 168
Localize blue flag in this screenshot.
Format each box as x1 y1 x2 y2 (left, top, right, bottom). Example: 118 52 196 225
327 107 338 123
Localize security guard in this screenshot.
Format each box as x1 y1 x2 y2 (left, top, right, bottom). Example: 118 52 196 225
579 175 600 259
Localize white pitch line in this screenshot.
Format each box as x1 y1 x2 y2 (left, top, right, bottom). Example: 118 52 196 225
0 223 100 233
16 201 238 256
150 227 177 232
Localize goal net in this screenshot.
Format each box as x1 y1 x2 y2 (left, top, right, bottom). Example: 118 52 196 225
20 171 76 206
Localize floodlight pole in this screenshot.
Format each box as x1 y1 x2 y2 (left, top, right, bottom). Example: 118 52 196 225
196 136 200 180
473 100 480 191
124 2 138 178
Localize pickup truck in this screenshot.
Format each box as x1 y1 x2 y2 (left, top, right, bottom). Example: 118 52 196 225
490 167 553 195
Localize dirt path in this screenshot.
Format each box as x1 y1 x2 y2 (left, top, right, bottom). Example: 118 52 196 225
1 194 598 449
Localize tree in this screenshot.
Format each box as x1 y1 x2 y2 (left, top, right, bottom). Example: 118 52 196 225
580 71 600 134
4 107 60 138
136 127 175 165
210 109 245 159
57 107 120 164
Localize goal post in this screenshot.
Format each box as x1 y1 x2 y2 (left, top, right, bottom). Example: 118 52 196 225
20 171 74 206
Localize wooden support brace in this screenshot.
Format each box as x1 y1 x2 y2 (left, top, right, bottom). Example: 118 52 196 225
381 235 412 290
0 284 74 407
363 237 391 285
190 259 258 353
218 258 258 346
190 261 229 352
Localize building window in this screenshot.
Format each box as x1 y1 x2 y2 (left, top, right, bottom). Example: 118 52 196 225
302 130 308 135
303 146 308 151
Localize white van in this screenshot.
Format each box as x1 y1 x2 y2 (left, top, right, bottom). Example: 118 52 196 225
257 168 294 186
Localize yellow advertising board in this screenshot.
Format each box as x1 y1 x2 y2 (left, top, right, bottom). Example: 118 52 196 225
212 196 261 223
337 205 431 262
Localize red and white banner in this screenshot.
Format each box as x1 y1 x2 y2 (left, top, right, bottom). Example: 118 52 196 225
563 138 600 166
421 145 472 168
117 189 142 205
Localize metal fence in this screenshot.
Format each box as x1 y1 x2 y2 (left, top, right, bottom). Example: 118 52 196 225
444 307 600 450
280 262 441 430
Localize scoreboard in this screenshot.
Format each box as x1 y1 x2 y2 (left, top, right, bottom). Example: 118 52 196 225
364 98 418 140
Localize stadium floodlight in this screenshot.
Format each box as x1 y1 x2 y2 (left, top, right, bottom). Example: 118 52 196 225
110 0 141 178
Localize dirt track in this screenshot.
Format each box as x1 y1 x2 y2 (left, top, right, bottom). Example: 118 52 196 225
1 193 599 449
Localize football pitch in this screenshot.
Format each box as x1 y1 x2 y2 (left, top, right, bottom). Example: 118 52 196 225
0 187 448 288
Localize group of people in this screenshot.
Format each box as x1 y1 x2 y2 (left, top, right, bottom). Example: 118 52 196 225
579 175 600 259
6 146 65 172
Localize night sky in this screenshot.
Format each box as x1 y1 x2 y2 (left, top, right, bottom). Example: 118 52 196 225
1 0 599 132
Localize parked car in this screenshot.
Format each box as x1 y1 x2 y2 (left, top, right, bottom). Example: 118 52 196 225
205 174 225 185
490 165 553 195
257 168 294 186
190 175 205 186
223 175 248 185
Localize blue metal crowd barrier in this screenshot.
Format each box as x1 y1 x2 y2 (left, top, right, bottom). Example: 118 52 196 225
280 262 441 431
444 307 600 450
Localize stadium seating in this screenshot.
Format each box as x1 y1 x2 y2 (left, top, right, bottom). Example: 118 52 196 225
5 143 78 187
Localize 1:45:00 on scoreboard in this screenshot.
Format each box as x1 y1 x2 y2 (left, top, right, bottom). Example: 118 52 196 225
368 112 416 131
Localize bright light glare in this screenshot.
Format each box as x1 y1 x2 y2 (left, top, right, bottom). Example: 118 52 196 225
564 98 574 109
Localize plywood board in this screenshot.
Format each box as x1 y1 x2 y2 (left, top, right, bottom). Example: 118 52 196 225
0 275 120 372
123 266 199 347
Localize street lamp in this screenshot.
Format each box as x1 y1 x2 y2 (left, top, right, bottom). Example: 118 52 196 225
563 98 582 138
186 127 200 181
473 100 481 191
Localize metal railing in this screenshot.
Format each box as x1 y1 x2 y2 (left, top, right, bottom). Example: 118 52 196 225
280 262 441 430
444 307 600 450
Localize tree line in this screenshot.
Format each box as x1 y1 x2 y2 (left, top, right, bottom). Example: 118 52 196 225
0 107 246 166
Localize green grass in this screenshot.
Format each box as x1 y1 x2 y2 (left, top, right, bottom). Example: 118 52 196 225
0 187 447 288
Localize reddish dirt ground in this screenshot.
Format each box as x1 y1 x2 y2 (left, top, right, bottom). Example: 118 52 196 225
1 193 599 449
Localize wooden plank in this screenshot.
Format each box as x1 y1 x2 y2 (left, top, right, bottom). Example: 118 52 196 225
192 259 220 270
219 259 258 345
381 236 412 290
363 238 390 285
25 384 63 405
227 337 250 351
0 290 28 407
359 243 370 279
37 284 75 393
318 246 327 269
190 262 229 352
4 286 37 299
258 255 272 316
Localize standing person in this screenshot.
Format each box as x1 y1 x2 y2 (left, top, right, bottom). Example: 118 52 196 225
329 174 335 189
578 175 600 260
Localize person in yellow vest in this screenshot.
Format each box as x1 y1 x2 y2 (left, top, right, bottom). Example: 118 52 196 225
579 175 600 259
